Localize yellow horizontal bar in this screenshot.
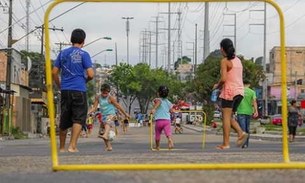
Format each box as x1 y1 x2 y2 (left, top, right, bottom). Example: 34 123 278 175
53 163 305 171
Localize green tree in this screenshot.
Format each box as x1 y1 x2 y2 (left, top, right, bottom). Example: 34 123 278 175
108 63 135 114
108 63 186 114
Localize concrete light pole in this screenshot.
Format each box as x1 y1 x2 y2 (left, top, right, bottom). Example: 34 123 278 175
122 17 134 64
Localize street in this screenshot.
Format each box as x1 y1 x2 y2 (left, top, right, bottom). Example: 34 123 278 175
1 124 305 183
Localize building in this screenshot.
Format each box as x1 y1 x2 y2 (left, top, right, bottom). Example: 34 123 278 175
269 46 305 84
0 49 32 134
175 64 194 81
268 46 305 114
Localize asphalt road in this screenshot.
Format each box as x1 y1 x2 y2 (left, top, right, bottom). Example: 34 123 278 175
1 124 305 183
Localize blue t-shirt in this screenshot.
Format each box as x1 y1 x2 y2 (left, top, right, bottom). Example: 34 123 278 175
153 98 172 120
54 47 92 92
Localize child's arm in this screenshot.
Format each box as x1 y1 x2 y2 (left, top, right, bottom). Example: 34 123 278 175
109 96 130 119
150 99 161 115
87 96 99 114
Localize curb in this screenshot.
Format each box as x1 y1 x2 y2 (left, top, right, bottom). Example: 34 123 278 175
182 125 305 142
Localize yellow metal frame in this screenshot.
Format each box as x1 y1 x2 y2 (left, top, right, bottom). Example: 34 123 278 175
45 0 291 171
150 110 206 150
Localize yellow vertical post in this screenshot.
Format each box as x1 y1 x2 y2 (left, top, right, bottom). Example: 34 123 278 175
268 0 289 163
44 2 59 167
150 114 153 150
202 111 207 149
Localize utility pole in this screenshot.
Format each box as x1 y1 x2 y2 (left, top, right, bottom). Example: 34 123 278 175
115 42 119 102
203 2 210 61
122 17 134 64
36 26 64 55
186 42 195 65
177 10 182 66
194 24 198 78
55 42 70 52
159 3 180 72
250 3 268 115
223 13 237 52
167 3 171 73
5 0 13 109
26 0 30 51
150 16 163 68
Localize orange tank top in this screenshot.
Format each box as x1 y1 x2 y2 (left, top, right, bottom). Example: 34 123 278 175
219 57 244 100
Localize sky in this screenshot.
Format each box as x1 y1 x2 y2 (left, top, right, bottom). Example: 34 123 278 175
0 0 304 69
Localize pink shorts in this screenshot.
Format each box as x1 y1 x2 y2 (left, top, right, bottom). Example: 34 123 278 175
155 119 172 141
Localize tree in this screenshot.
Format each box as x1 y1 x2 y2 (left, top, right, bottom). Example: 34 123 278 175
108 63 186 115
108 62 135 114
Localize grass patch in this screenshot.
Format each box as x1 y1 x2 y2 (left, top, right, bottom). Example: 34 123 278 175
11 127 28 139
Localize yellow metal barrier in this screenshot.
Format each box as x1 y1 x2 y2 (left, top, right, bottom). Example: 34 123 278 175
45 0 291 171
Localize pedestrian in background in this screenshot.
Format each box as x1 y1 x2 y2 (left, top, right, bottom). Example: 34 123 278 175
150 86 174 150
288 100 303 142
237 80 258 148
213 38 247 150
86 114 94 135
53 28 94 153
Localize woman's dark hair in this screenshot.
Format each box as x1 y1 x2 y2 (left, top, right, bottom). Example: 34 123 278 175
100 83 111 92
290 100 297 105
220 38 235 60
158 86 169 98
71 28 86 44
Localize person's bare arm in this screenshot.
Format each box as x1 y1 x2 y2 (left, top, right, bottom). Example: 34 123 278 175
151 99 161 115
252 99 258 118
213 59 227 89
86 68 94 82
52 67 61 89
109 96 130 119
87 96 99 114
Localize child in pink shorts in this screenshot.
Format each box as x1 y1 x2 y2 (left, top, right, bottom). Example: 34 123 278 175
150 86 174 150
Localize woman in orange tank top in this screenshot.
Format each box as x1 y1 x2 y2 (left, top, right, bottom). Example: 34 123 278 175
212 38 248 150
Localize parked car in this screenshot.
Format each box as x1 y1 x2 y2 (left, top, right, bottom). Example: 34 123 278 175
269 114 303 126
214 111 222 119
270 114 282 125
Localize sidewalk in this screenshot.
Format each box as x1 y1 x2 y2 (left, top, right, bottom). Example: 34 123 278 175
183 124 305 142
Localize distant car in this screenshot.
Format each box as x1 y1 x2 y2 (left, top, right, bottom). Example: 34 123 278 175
214 111 222 119
270 114 282 125
269 114 303 126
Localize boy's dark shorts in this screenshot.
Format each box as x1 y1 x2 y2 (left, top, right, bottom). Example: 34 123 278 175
221 95 243 112
59 90 87 130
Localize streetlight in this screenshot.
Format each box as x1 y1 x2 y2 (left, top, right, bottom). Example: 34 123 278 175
122 16 134 64
84 36 112 48
91 49 113 59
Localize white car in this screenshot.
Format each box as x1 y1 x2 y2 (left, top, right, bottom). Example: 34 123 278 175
214 111 222 119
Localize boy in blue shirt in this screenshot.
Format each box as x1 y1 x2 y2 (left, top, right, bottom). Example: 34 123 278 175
53 28 94 153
